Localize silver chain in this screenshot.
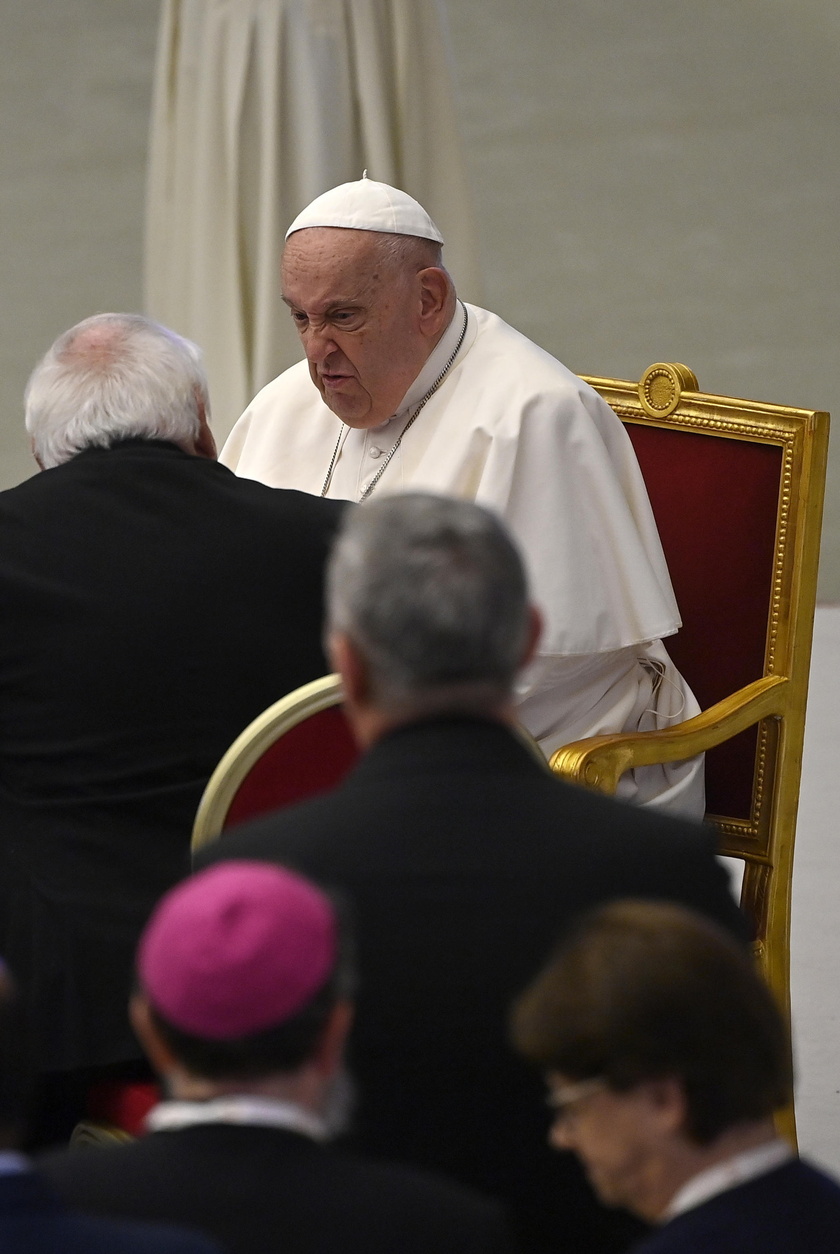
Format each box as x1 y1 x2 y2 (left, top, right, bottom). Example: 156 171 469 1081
320 302 469 501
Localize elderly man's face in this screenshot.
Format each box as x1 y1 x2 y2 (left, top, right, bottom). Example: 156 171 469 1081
282 228 438 429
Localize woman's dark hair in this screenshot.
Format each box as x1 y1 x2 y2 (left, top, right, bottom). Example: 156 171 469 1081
512 899 792 1145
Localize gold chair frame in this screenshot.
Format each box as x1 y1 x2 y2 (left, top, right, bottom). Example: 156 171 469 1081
551 364 829 1142
191 673 344 855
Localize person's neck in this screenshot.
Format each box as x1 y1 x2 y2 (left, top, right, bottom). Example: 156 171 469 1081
351 697 519 751
642 1119 780 1222
165 1066 323 1116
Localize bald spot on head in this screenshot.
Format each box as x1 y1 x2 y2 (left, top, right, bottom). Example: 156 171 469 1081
58 320 130 375
24 312 212 468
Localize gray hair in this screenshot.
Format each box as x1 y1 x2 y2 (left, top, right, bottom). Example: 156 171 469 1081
25 313 209 468
327 493 531 714
374 232 445 274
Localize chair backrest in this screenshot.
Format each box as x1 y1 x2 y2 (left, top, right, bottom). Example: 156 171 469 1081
577 363 828 1007
192 677 550 855
621 401 783 821
191 675 358 852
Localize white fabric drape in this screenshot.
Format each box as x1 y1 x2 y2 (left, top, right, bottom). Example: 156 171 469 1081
144 0 483 442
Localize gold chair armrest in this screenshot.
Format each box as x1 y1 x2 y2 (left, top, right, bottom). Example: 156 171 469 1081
549 675 789 795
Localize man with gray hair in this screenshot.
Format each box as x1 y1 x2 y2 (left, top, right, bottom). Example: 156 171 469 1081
197 492 745 1254
0 313 345 1127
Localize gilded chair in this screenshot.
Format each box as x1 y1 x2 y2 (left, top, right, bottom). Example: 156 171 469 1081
191 674 356 854
551 363 829 1140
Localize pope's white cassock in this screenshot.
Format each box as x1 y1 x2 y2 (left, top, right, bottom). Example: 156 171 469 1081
222 294 706 819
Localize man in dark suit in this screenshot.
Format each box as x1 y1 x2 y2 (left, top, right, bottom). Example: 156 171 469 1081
513 899 840 1253
0 959 221 1254
195 493 747 1253
0 313 345 1103
42 861 516 1254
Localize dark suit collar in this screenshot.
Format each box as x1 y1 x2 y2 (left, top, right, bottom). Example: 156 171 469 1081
147 1122 326 1155
73 437 190 460
347 715 547 782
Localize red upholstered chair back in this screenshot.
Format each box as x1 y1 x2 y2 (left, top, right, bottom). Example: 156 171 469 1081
576 363 828 843
623 423 781 821
192 675 356 851
224 705 357 827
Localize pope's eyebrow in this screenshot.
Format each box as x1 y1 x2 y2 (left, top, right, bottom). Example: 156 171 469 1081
280 297 363 313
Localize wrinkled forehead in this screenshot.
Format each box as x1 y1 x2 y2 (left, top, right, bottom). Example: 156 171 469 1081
281 227 397 307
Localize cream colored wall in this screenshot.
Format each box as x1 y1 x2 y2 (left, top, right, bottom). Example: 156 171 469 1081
1 1 156 488
2 1 839 595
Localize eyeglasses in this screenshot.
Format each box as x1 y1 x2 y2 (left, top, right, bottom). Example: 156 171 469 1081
545 1077 608 1125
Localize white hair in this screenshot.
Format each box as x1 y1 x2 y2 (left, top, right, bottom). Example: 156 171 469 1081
24 313 210 469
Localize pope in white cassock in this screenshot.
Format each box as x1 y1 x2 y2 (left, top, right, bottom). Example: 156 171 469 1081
221 178 705 818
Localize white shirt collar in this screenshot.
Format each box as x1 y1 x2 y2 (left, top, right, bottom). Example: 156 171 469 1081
664 1138 794 1221
390 302 469 422
146 1095 328 1142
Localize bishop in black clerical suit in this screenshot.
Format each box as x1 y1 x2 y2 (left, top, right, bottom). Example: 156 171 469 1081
0 314 346 1080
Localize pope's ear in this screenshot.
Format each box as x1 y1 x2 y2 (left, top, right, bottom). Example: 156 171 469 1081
417 267 452 338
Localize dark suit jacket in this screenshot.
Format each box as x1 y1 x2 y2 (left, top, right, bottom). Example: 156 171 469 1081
0 1168 220 1254
197 716 747 1254
41 1123 516 1254
630 1159 840 1252
0 439 346 1071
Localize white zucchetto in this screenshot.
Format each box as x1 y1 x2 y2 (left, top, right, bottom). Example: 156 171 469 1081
285 176 444 244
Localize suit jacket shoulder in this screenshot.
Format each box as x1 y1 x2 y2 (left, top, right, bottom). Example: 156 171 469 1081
0 1170 221 1254
193 719 739 1253
41 1125 516 1254
631 1159 840 1253
197 718 746 943
0 441 347 1071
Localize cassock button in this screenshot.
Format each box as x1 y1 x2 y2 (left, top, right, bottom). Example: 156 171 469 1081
369 446 383 458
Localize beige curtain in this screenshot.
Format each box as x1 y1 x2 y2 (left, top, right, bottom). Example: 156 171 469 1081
144 0 483 442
